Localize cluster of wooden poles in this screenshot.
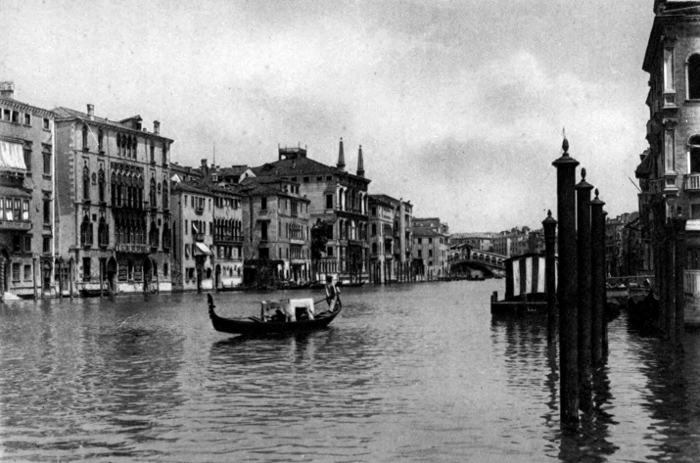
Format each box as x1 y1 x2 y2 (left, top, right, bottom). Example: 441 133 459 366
546 138 610 429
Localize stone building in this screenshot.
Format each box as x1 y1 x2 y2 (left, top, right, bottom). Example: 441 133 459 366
252 140 370 284
211 185 244 289
635 0 700 322
54 104 173 294
368 194 413 283
412 218 450 279
170 182 214 292
0 82 57 298
240 176 311 286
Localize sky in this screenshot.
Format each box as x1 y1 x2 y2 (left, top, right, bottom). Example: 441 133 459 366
0 0 653 232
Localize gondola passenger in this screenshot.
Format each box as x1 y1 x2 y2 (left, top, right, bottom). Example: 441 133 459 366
325 275 340 312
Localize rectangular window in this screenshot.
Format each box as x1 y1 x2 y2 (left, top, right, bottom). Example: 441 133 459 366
261 196 267 210
23 264 31 281
11 263 19 282
5 198 12 221
664 48 675 91
43 152 51 175
43 118 50 130
43 199 50 224
83 257 91 282
665 129 675 173
22 200 28 221
23 148 31 173
24 113 31 126
11 111 18 123
3 109 9 120
43 236 51 253
185 220 188 235
23 236 31 252
13 199 20 222
326 194 333 209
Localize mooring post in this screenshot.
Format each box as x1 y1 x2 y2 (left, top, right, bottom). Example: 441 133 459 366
590 190 605 367
602 210 609 358
575 169 594 412
674 214 687 344
552 136 579 428
665 222 677 343
543 210 557 345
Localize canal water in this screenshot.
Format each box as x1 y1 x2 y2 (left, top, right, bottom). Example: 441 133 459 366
2 280 700 462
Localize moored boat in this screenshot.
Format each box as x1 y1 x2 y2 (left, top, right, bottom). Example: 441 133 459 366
206 294 342 335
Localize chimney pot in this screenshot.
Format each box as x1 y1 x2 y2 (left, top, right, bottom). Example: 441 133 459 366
0 81 14 99
153 120 160 135
87 104 95 120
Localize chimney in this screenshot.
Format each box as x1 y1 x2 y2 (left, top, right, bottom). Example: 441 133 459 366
87 104 95 120
357 145 365 177
337 137 346 171
153 120 160 135
201 158 209 177
0 81 14 99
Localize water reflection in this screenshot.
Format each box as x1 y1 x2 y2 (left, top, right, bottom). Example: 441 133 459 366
491 313 618 462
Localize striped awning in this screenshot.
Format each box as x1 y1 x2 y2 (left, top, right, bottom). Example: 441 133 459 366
0 141 26 171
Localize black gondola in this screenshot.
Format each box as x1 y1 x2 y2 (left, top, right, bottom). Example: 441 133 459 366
206 294 342 335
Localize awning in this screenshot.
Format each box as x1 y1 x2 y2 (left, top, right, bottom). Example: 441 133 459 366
0 185 31 197
0 141 26 171
194 242 213 256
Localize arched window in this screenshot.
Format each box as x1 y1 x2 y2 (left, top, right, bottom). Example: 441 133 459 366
162 180 169 209
98 217 108 248
83 165 90 201
690 135 700 173
80 215 92 248
82 124 88 150
162 222 171 250
149 220 159 248
689 54 700 99
149 177 157 207
98 168 105 202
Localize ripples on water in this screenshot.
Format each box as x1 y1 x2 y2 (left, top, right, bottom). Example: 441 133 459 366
1 282 700 462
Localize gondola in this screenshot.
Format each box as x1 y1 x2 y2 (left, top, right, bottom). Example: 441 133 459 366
206 294 342 335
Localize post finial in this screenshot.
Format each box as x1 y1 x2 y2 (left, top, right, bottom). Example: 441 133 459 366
595 188 599 199
581 167 586 181
547 209 552 218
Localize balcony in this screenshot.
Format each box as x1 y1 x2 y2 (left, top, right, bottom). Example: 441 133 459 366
0 219 31 231
686 173 700 191
194 206 204 215
116 243 149 254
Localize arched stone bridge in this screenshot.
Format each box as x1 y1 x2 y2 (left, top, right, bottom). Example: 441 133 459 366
448 248 507 277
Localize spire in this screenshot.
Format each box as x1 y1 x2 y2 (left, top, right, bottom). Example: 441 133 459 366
357 145 365 177
337 137 345 171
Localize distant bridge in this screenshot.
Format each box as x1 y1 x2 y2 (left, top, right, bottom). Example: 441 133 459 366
449 249 507 277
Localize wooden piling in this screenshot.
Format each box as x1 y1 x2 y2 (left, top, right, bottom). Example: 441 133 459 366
602 210 609 358
552 137 579 428
590 190 605 367
542 210 557 345
665 225 676 343
576 169 594 412
674 216 687 343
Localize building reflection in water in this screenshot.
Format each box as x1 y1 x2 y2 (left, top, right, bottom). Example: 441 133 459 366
491 314 617 462
0 297 186 461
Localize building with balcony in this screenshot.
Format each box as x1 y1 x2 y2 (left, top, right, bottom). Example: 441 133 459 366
211 185 244 289
240 176 311 287
635 0 700 322
412 218 450 279
54 104 173 294
252 140 370 284
170 182 214 292
368 194 413 283
0 82 57 298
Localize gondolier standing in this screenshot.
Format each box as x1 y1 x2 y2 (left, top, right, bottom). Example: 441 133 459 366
325 275 340 311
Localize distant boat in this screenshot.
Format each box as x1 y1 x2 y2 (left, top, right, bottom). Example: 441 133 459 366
206 294 342 335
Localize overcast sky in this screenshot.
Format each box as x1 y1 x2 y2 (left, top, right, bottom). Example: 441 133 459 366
0 0 653 232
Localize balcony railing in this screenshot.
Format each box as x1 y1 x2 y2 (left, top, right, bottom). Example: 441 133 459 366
686 173 700 191
0 220 31 231
116 243 149 253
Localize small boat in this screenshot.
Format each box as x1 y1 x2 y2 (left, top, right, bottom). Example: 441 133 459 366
206 294 342 335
